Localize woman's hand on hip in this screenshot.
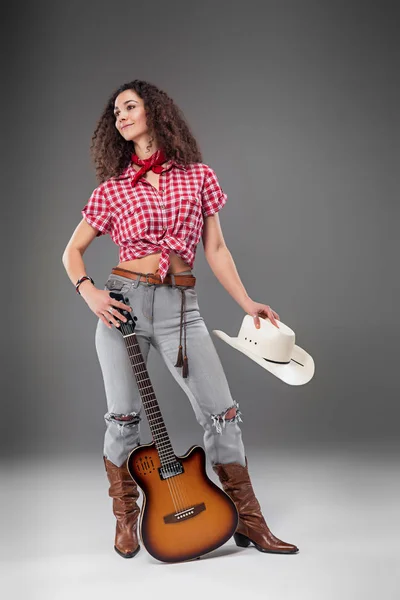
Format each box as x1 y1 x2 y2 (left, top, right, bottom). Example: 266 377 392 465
80 287 132 329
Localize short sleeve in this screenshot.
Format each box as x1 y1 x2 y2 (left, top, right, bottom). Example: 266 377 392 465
81 184 112 237
201 166 228 217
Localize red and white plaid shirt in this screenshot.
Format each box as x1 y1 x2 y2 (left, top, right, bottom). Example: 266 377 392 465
81 159 227 281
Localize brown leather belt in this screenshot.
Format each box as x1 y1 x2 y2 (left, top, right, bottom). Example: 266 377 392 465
111 266 194 379
111 266 196 287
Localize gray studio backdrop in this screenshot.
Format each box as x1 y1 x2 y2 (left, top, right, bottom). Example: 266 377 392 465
5 0 399 459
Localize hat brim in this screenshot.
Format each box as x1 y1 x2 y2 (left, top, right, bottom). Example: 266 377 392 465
212 330 315 386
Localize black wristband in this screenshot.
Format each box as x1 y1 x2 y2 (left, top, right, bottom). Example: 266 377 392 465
76 275 94 295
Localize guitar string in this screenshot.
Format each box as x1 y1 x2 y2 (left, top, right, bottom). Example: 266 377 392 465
126 333 182 513
126 352 192 513
124 331 183 513
121 309 192 511
121 319 190 512
128 333 192 514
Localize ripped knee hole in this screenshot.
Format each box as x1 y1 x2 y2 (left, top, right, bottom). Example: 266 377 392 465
211 402 243 434
105 412 141 426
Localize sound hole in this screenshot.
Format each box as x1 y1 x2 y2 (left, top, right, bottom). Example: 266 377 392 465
135 456 156 475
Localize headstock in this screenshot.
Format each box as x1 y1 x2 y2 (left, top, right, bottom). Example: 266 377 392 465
109 292 137 336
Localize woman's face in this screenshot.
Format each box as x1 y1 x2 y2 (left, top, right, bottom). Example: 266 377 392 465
114 89 149 140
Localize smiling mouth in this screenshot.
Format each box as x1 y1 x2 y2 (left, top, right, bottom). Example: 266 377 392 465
122 124 134 129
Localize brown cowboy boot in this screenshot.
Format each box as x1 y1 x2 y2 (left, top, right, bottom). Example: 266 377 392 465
103 457 141 558
213 458 299 554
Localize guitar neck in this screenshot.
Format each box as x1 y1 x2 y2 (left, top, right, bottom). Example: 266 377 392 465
123 332 175 465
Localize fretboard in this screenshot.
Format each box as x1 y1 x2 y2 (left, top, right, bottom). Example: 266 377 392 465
123 332 175 466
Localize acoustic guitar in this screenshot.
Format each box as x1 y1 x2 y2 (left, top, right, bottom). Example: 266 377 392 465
110 291 238 563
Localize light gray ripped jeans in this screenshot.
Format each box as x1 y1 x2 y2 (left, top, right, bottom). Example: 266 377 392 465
95 269 246 468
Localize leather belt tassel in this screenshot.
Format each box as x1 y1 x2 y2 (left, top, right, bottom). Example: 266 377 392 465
175 288 189 378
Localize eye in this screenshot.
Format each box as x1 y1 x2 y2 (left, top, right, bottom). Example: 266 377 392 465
114 105 135 119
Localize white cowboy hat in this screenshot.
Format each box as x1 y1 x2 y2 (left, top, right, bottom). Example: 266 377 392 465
213 314 315 386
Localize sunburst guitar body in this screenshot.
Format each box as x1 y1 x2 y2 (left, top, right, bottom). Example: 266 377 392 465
128 443 238 563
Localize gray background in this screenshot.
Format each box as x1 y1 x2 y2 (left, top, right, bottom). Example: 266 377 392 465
2 1 400 598
4 0 399 458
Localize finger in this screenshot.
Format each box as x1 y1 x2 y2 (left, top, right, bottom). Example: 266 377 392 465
106 292 132 311
99 314 112 329
112 309 128 323
269 312 280 328
103 311 121 327
269 314 279 327
112 301 132 313
107 305 128 323
252 313 261 329
117 301 132 311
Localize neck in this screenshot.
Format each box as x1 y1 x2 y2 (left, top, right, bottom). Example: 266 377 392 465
133 138 160 160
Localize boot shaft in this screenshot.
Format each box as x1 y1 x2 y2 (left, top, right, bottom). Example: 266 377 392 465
104 457 140 515
212 459 263 517
104 456 141 558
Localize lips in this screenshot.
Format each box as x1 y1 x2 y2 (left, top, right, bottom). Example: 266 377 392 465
122 123 134 129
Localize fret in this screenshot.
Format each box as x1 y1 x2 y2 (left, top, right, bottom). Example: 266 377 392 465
147 416 164 424
150 427 168 437
148 425 167 434
135 383 153 391
154 441 173 450
149 426 168 436
138 392 154 401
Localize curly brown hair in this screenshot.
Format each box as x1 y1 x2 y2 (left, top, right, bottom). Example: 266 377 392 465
90 80 203 184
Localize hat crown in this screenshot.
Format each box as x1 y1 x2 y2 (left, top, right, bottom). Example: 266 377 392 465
237 315 295 363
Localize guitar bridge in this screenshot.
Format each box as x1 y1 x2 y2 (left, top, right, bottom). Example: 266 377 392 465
158 461 184 480
163 503 206 524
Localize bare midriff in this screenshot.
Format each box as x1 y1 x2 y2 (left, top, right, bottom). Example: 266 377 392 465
116 251 191 276
116 161 192 276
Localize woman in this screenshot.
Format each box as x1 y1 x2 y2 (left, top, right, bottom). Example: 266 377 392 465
62 79 298 559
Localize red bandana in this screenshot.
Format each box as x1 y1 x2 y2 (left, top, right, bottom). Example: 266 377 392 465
130 148 168 187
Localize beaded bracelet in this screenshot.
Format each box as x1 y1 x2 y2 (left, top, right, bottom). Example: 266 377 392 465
76 275 94 295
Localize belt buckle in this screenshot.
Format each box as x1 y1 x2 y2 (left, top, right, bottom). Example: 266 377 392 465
145 272 159 286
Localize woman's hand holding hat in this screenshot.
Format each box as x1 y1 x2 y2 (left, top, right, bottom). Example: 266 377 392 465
242 298 280 329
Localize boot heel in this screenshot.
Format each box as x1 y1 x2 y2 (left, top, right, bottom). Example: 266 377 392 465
234 532 250 548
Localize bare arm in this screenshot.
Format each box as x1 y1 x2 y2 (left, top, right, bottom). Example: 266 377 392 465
205 242 254 312
62 219 131 328
202 214 250 309
62 218 98 297
202 214 280 329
